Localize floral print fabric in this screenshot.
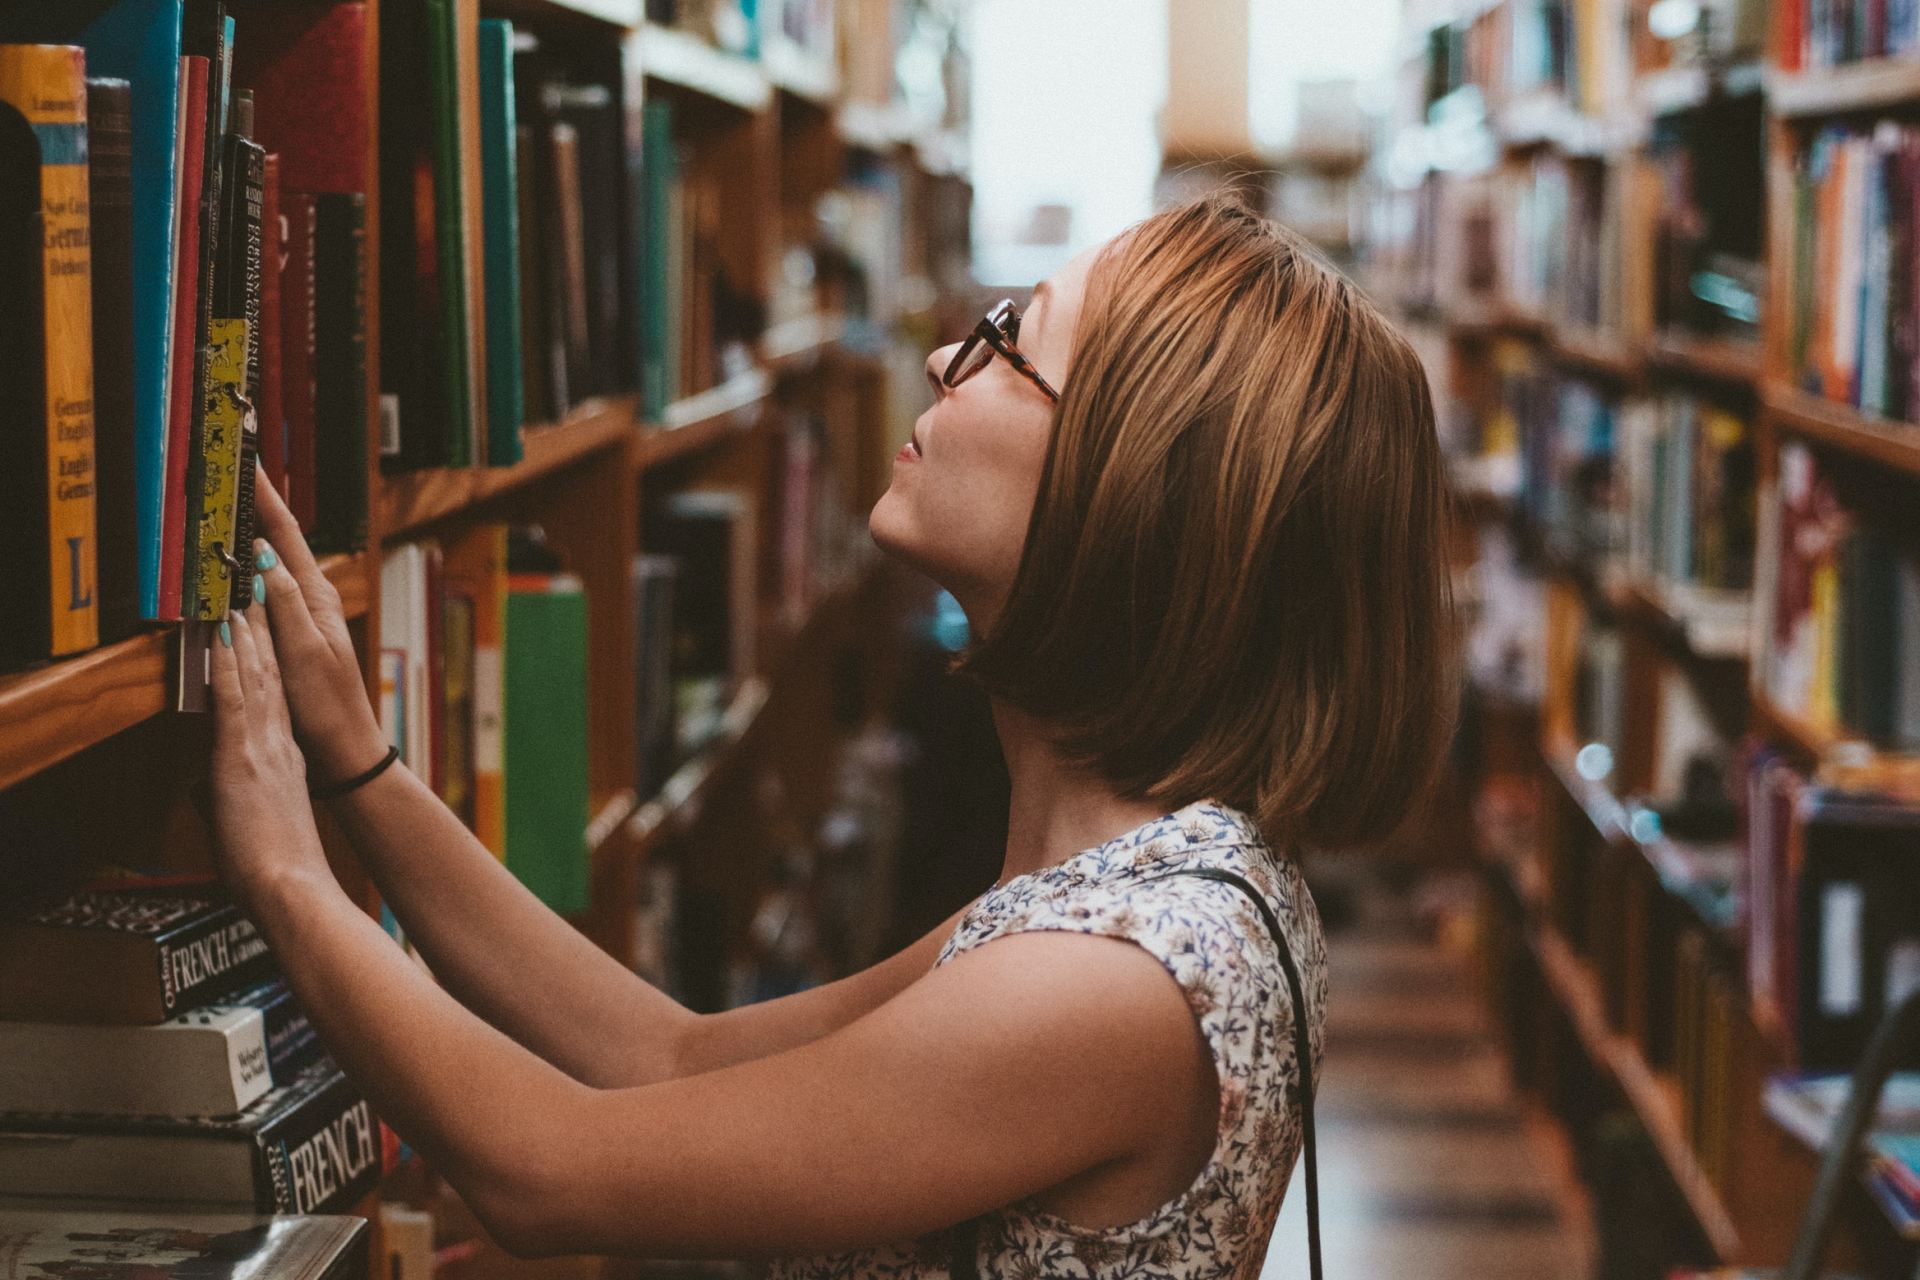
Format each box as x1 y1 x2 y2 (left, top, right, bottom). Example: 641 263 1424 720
765 798 1328 1280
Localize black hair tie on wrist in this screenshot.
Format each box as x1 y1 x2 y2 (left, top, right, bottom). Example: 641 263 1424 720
310 744 401 800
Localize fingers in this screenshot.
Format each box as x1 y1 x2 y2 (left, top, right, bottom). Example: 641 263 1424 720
252 461 331 600
254 535 320 645
245 596 283 695
210 617 245 725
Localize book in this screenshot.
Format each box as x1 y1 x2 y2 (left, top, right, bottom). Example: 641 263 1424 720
232 1 369 199
0 880 273 1025
632 553 679 800
157 54 208 625
1765 1069 1920 1150
379 542 433 775
0 44 100 669
0 1208 369 1280
0 979 321 1117
280 189 317 527
74 0 184 624
88 76 140 644
0 1060 379 1214
477 18 524 464
442 525 507 855
505 572 591 913
257 152 284 511
310 192 366 554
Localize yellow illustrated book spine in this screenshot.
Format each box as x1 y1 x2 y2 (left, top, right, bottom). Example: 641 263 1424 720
0 45 98 658
191 317 248 619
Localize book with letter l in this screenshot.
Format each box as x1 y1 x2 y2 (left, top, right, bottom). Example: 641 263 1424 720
0 1208 369 1280
0 1060 380 1213
0 44 99 671
0 878 273 1024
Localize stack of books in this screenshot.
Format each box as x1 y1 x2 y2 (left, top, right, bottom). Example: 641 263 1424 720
0 873 382 1214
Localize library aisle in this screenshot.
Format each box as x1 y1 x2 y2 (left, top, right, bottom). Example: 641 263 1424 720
1263 864 1595 1280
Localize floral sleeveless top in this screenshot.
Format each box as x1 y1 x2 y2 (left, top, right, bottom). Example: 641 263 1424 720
764 799 1328 1280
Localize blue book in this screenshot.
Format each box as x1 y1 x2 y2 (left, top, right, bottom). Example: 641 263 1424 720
478 18 524 465
0 0 185 620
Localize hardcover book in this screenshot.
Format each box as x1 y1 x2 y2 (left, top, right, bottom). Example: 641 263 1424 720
0 1060 380 1214
89 76 141 643
0 1209 369 1280
0 44 100 669
505 572 591 913
0 880 273 1025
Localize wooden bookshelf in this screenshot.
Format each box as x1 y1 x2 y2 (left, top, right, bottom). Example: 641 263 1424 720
762 38 838 106
376 399 640 540
1749 687 1843 762
636 22 770 111
1551 327 1643 381
1648 330 1764 388
1768 58 1920 118
1534 925 1744 1262
1763 381 1920 479
0 554 370 793
637 369 772 464
764 311 849 371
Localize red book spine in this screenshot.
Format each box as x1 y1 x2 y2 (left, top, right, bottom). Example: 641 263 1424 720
157 55 209 623
281 191 318 527
235 1 370 196
259 152 286 502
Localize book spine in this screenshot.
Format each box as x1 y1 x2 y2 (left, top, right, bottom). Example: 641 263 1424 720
478 18 524 464
258 152 285 520
281 190 317 526
0 45 99 660
250 980 323 1082
157 54 207 624
258 1068 381 1212
178 5 231 618
88 76 139 643
427 0 471 466
228 124 264 608
153 905 272 1016
310 192 367 553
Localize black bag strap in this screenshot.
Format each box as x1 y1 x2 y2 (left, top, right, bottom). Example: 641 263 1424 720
949 864 1322 1280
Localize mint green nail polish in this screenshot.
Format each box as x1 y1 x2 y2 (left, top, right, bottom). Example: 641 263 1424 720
253 574 266 600
219 620 232 648
256 544 278 571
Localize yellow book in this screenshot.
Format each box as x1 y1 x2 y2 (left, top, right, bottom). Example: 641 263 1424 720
190 318 249 619
0 45 98 658
1808 554 1840 730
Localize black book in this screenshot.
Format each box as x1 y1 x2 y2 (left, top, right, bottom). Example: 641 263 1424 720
87 76 139 643
0 1060 381 1214
310 193 366 555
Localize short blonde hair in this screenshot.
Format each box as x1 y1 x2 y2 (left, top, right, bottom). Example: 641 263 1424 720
959 192 1457 851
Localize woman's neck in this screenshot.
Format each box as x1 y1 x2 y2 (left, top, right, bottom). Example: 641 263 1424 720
989 698 1178 887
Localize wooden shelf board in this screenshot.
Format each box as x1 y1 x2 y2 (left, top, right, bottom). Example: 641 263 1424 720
587 787 638 857
1648 331 1763 388
376 397 637 540
0 553 369 792
1533 926 1743 1261
1749 687 1842 761
637 369 771 466
1762 381 1920 479
1551 327 1643 381
531 0 641 24
637 24 769 111
624 675 771 860
1637 65 1712 116
1541 729 1632 842
836 99 914 152
763 311 846 370
762 38 838 106
1769 58 1920 118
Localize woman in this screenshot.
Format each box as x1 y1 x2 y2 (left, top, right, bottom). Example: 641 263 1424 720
207 192 1454 1277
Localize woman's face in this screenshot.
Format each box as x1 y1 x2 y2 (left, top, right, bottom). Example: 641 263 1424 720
869 243 1099 625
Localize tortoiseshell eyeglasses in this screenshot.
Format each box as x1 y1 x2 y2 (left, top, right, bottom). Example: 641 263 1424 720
942 298 1061 403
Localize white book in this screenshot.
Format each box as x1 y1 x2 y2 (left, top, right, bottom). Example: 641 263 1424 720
0 1004 270 1118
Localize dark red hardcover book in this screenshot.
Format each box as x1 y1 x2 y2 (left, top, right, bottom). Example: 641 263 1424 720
231 1 368 196
281 190 317 527
89 76 140 643
259 151 286 501
157 54 209 623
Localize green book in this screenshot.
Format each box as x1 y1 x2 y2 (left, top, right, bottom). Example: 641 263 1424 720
639 98 676 422
426 0 471 465
504 573 590 914
478 18 523 464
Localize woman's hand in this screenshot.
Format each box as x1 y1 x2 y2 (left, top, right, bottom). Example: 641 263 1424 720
250 466 388 785
207 600 332 913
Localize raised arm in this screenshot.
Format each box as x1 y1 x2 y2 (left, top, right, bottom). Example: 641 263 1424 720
250 473 693 1085
252 468 975 1086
